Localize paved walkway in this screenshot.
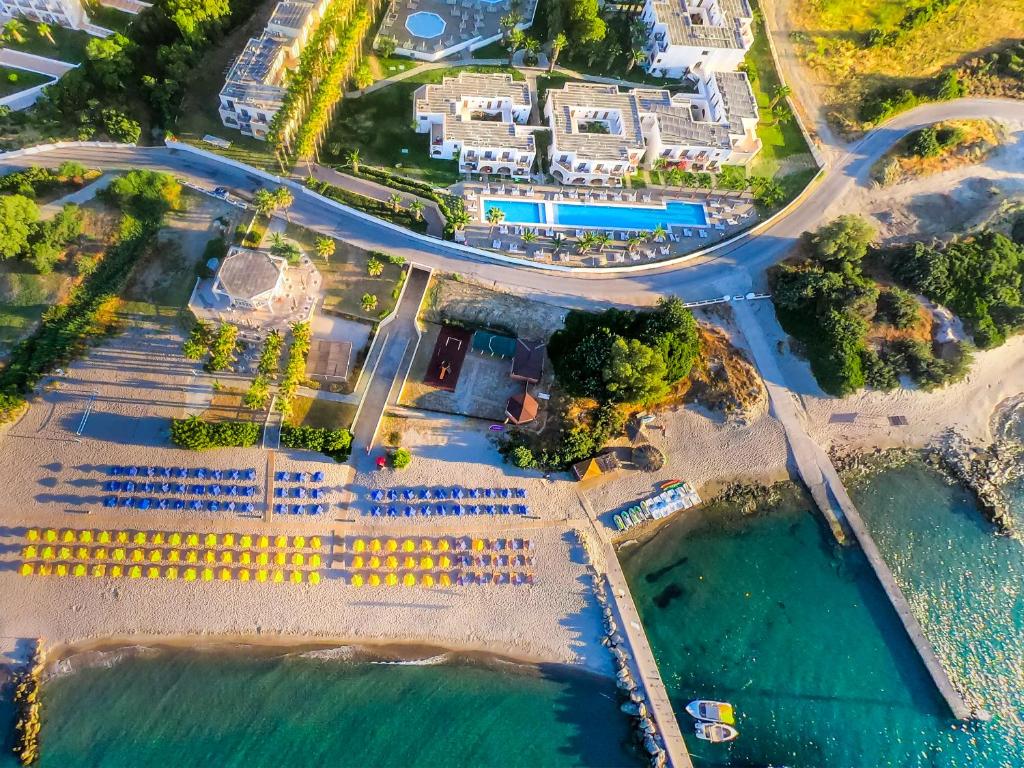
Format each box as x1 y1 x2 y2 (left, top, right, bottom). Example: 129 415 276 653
39 173 115 219
0 48 76 76
307 164 445 237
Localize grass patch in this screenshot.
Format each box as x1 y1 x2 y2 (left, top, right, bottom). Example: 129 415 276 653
367 53 418 81
1 21 93 63
324 65 521 186
287 395 356 429
0 268 69 359
0 67 51 97
86 4 136 33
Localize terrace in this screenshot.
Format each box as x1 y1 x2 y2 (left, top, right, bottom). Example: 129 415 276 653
457 180 757 267
375 0 538 61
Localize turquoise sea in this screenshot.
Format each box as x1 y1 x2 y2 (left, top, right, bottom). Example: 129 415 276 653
621 459 1024 768
1 650 639 768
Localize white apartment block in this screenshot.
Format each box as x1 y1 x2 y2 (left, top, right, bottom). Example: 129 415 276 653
0 0 88 30
218 0 328 140
635 71 760 172
414 73 535 179
544 83 646 187
641 0 754 79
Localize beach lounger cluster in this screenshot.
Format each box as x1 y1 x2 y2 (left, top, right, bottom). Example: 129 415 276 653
366 487 528 517
17 528 326 584
343 537 535 588
274 471 326 483
108 466 257 480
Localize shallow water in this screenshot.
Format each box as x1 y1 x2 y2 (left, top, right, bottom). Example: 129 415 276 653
2 650 640 768
622 461 1023 767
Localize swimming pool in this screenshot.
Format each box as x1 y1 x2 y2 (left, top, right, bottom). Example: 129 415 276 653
481 197 707 231
406 11 446 38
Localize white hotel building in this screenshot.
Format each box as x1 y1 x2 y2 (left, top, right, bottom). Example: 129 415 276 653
414 73 536 179
218 0 328 140
641 0 754 79
0 0 88 30
543 83 647 187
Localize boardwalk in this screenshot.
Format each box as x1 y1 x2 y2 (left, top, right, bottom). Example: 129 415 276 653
604 544 694 768
731 300 971 720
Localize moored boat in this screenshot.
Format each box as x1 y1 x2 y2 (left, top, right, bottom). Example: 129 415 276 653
614 514 626 532
685 699 735 724
694 721 739 743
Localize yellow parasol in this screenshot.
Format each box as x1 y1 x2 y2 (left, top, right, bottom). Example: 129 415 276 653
219 568 232 581
74 563 90 577
370 539 382 552
131 549 145 563
240 551 252 565
56 564 69 577
385 539 398 552
385 572 398 586
76 546 89 560
421 573 434 587
290 571 302 584
39 564 52 576
41 546 55 560
168 532 181 546
19 563 34 576
134 532 147 545
44 529 58 543
167 550 181 563
201 567 214 581
291 552 305 566
92 564 107 578
368 555 381 569
403 556 416 569
274 552 287 566
294 536 306 549
439 555 451 569
186 533 199 547
222 533 235 548
437 538 450 552
310 536 322 550
129 565 142 579
147 566 160 579
238 569 251 582
351 573 364 587
79 530 94 544
112 548 126 561
402 573 416 587
205 551 217 564
351 555 365 569
420 556 434 570
256 569 268 582
59 546 72 560
150 549 162 563
258 535 270 549
439 573 452 587
205 533 217 547
239 535 252 548
186 550 199 564
308 572 321 585
420 539 433 552
275 535 288 549
184 568 198 582
151 532 164 545
402 539 416 553
472 539 484 551
26 529 40 542
117 531 130 544
353 539 366 553
110 565 123 578
368 573 381 587
385 555 398 570
165 567 179 580
257 552 269 566
221 550 234 564
22 545 37 559
62 530 75 543
273 570 285 583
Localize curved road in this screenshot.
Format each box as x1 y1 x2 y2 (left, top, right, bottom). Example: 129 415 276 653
4 98 1022 309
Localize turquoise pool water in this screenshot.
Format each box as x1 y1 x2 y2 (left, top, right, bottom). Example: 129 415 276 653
621 461 1024 767
7 650 640 768
482 198 707 231
405 11 445 39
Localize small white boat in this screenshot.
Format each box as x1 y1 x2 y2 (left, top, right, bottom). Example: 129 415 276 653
685 699 735 724
694 721 739 743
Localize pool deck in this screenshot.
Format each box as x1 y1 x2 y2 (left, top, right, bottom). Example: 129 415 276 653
459 181 757 267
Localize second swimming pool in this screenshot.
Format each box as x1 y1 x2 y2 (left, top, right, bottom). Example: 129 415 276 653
482 198 708 231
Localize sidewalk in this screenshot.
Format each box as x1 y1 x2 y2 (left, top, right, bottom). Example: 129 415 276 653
39 173 116 219
0 48 76 77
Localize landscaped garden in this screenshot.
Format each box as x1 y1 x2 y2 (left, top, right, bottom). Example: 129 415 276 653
0 67 50 97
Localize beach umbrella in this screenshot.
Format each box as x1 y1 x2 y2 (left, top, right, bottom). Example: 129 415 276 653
186 551 199 564
452 487 463 499
244 503 256 514
310 536 322 550
203 533 216 548
351 573 364 587
92 563 107 578
25 529 40 542
274 552 287 566
472 539 484 552
238 569 250 582
420 556 434 570
221 551 234 564
352 539 366 553
257 552 269 566
403 556 416 570
385 555 398 570
387 489 399 501
402 573 416 587
258 535 270 549
309 572 321 585
163 566 178 580
312 471 324 482
72 562 88 577
19 563 34 576
41 546 55 560
290 571 303 584
146 566 159 579
150 550 162 563
62 530 75 543
93 547 108 561
310 554 323 568
208 501 220 512
421 574 434 587
21 545 37 560
439 555 451 569
385 573 398 586
55 564 69 577
385 539 398 553
111 547 126 561
127 565 141 579
189 500 202 511
403 489 415 501
151 532 164 545
368 573 381 587
201 568 214 581
364 555 379 569
351 555 365 569
402 539 415 553
419 489 430 500
291 553 304 567
236 550 249 565
439 573 452 587
469 489 480 499
131 549 145 563
219 568 232 581
205 551 217 564
167 550 180 563
38 564 51 576
369 539 381 552
371 490 384 502
223 533 235 547
402 506 413 517
275 535 288 549
78 530 94 544
239 535 252 548
294 536 307 549
256 569 268 582
179 567 195 581
185 533 198 547
437 539 450 552
44 529 58 543
96 531 111 545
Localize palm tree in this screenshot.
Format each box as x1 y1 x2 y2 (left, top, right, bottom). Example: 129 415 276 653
274 186 293 223
253 188 276 216
315 236 335 261
486 206 505 234
578 231 599 254
499 11 522 42
408 200 425 221
345 148 360 175
448 206 471 231
524 37 541 65
36 23 54 45
651 224 667 242
548 32 567 73
506 28 525 65
769 84 792 109
4 20 26 44
388 193 403 212
269 232 287 251
520 231 538 252
551 232 566 254
594 232 612 252
626 234 645 253
627 47 646 72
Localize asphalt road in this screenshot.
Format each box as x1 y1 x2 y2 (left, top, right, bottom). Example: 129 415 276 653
5 97 1022 309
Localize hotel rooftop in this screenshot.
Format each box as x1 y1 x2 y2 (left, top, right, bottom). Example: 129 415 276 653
415 73 534 151
220 35 287 110
634 72 757 149
648 0 753 50
546 83 646 159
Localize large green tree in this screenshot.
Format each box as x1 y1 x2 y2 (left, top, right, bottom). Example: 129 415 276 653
602 337 668 404
0 195 40 260
162 0 231 41
808 214 876 266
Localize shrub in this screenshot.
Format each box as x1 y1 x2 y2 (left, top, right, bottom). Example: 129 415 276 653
875 287 920 329
182 321 211 361
208 322 238 371
391 447 411 469
509 445 536 469
912 127 942 158
366 256 383 276
361 293 378 311
280 424 352 461
170 415 260 449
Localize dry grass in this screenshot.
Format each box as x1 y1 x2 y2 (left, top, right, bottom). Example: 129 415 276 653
871 120 1003 186
287 395 356 429
791 0 1024 128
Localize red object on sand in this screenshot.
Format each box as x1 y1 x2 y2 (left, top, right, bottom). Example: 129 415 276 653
376 455 386 469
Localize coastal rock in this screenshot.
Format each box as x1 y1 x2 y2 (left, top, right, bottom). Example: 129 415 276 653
937 430 1021 535
621 702 641 716
716 480 784 514
651 748 667 768
639 717 657 734
644 735 661 755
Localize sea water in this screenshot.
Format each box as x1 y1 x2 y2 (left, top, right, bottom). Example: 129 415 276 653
621 460 1024 768
2 651 640 768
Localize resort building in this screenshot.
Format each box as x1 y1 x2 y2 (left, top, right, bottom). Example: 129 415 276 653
0 0 89 30
212 247 287 311
414 73 535 179
640 0 754 79
635 71 761 171
544 83 646 187
218 0 328 139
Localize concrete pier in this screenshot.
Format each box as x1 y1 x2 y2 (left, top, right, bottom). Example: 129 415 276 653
731 301 972 720
604 544 694 768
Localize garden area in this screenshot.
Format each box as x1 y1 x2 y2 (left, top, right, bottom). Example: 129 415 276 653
0 19 93 62
323 65 522 187
0 67 50 97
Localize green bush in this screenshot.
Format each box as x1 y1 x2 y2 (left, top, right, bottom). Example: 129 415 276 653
170 415 260 449
280 424 352 461
509 445 536 469
391 447 411 469
875 287 921 329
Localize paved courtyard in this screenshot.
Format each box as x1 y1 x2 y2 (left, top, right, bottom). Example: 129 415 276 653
377 0 538 60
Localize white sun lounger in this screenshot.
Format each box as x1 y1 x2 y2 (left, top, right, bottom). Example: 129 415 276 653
698 229 708 238
492 239 501 249
683 228 693 237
